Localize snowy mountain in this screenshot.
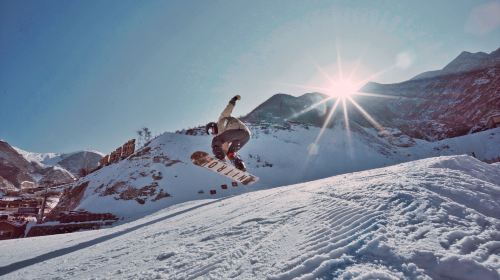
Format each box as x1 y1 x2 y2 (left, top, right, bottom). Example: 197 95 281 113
13 146 103 176
50 123 500 221
0 140 74 191
1 155 499 279
412 48 500 80
0 141 103 192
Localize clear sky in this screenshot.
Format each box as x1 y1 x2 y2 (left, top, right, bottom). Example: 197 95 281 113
1 0 499 153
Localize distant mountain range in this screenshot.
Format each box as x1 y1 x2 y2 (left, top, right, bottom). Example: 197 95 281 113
412 47 500 80
244 47 500 140
0 140 102 192
359 48 499 140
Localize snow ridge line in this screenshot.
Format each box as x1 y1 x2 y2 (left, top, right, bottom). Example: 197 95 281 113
0 198 228 277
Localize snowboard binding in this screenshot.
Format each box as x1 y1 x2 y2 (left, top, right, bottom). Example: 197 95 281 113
227 151 246 172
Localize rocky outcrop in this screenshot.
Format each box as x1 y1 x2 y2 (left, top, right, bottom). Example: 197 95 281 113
0 140 38 189
46 181 90 219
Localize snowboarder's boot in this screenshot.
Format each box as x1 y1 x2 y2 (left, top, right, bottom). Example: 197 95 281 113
227 152 246 171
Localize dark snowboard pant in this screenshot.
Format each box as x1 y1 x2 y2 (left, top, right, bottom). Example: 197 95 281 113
212 129 250 160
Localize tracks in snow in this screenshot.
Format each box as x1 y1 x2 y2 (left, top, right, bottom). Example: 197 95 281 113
149 187 384 279
267 193 383 280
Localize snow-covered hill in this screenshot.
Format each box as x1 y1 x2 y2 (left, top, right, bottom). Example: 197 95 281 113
1 155 499 279
52 124 500 222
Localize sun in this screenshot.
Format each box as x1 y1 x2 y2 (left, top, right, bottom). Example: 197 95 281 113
326 78 360 99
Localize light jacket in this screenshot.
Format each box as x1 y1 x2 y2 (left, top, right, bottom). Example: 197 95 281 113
217 102 251 152
217 102 250 135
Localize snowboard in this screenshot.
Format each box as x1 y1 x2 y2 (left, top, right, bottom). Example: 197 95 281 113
190 151 259 185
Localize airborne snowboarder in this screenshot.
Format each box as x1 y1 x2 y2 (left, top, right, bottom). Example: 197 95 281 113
205 95 251 171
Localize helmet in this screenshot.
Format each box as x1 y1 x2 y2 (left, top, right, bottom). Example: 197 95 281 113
205 122 218 135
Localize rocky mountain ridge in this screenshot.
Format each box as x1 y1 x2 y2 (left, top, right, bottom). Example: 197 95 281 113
412 47 500 80
242 48 499 141
0 141 102 193
360 64 499 140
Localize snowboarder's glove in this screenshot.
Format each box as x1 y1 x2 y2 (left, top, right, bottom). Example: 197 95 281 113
230 95 241 105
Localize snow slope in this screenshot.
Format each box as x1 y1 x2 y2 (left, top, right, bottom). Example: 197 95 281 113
12 147 60 166
64 125 500 222
1 155 499 279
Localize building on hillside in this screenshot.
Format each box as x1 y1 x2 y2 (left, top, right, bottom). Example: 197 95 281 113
486 114 500 129
0 197 40 213
46 210 118 223
20 181 37 190
3 189 20 196
0 220 27 240
16 207 39 217
25 210 119 238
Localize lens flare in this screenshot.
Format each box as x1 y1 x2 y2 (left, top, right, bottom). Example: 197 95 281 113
326 78 360 99
290 47 405 171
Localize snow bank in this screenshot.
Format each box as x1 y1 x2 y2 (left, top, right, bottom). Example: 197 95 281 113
1 155 498 279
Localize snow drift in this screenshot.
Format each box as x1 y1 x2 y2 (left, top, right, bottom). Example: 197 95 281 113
1 155 499 279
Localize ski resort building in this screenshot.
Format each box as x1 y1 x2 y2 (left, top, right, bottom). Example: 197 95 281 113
0 220 27 240
26 210 118 238
0 197 40 213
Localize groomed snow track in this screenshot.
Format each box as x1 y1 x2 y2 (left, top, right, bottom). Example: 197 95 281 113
1 155 499 279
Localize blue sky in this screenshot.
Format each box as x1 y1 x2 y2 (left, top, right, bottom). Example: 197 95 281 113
1 0 499 153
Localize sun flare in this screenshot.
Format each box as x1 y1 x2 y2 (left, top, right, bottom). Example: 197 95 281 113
284 51 398 162
326 78 360 99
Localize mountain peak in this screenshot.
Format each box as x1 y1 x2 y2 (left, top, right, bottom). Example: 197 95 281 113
442 50 489 72
298 92 328 99
242 92 329 125
411 47 500 80
489 47 500 57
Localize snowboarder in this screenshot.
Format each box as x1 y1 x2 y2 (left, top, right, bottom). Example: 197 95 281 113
206 95 251 171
